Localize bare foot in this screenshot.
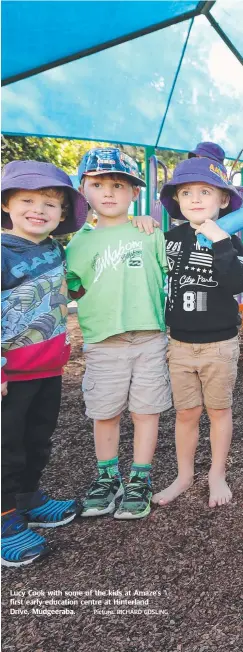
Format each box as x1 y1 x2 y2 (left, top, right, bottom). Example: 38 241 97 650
152 476 193 506
208 474 232 507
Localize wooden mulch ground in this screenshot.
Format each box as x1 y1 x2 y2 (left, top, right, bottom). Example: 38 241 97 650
2 316 243 652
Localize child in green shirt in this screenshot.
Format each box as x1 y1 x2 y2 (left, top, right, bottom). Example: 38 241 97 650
66 147 171 519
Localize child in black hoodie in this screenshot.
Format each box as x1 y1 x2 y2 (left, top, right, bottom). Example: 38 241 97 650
152 157 243 509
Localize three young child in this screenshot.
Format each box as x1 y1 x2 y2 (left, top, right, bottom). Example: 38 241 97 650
2 143 242 566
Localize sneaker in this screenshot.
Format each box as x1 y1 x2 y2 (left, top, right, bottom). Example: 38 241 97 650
1 510 50 567
18 490 82 528
81 471 124 517
114 475 152 520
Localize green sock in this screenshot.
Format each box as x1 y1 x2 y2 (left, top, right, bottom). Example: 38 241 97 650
97 457 120 478
129 463 152 481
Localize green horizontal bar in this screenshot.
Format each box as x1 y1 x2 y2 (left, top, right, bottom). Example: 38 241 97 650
2 131 242 162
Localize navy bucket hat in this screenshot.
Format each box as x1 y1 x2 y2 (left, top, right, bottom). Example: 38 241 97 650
160 157 242 220
78 147 146 187
188 141 225 164
1 160 88 235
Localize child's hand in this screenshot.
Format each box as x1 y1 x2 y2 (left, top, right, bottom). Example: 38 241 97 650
195 220 229 243
132 215 160 234
1 382 8 400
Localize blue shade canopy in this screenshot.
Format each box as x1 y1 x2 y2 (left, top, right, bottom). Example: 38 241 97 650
1 1 202 84
2 1 243 160
211 0 243 58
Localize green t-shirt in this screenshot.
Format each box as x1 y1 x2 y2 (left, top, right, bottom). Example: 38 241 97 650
66 222 168 343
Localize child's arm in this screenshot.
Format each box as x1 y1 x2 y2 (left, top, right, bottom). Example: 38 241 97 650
1 357 8 400
155 229 168 277
1 382 8 400
195 219 229 244
197 221 243 294
65 238 86 300
1 250 8 398
69 287 86 300
66 268 86 300
132 215 160 234
213 239 243 294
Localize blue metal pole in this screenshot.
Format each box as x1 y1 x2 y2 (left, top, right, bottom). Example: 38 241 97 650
145 146 155 214
134 161 142 216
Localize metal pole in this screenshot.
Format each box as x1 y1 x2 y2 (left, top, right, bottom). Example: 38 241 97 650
162 208 170 232
145 146 155 214
133 161 142 216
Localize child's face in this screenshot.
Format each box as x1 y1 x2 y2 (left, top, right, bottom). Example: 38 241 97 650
176 182 229 225
82 174 140 221
2 189 65 242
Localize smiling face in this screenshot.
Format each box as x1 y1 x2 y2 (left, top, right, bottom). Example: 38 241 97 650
81 173 140 225
1 188 66 242
175 182 230 226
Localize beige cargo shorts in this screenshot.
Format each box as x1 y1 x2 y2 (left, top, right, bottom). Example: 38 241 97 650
82 331 172 419
168 336 240 410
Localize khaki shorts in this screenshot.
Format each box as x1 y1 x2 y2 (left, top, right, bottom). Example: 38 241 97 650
82 331 172 419
168 336 240 410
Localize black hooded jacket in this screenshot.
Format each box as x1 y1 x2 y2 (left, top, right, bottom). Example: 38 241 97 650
164 223 243 343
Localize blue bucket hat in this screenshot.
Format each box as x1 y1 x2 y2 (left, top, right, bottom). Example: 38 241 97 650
1 160 88 235
188 141 225 164
160 157 242 220
78 147 146 187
